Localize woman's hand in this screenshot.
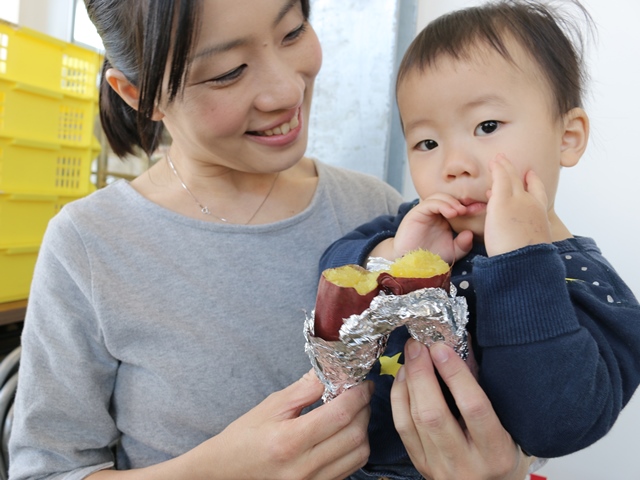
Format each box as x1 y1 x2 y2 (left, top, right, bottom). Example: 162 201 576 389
208 369 372 480
89 370 372 480
390 340 533 480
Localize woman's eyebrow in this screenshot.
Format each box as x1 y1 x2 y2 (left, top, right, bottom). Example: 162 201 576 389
192 0 299 61
274 0 299 27
192 39 246 61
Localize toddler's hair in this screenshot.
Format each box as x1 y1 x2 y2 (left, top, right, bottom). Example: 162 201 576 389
397 0 594 117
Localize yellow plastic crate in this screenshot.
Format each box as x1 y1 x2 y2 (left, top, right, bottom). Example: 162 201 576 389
0 79 99 147
0 193 81 246
0 136 98 195
0 244 39 303
0 20 102 101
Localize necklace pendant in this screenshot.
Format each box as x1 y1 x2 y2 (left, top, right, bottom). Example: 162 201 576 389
166 154 275 225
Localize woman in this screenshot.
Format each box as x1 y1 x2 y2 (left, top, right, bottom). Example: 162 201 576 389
9 1 533 478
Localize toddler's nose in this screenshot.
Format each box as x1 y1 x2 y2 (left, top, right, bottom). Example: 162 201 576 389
442 146 480 180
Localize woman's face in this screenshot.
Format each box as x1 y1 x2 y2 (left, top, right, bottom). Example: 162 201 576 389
161 0 322 174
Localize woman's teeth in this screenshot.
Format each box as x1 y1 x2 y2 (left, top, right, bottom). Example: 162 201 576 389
258 115 299 136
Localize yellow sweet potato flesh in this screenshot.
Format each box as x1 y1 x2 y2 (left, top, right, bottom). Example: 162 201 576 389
323 265 380 295
387 249 449 278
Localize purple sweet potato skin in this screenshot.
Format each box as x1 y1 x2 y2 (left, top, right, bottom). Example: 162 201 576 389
376 271 451 295
313 266 451 342
314 275 380 341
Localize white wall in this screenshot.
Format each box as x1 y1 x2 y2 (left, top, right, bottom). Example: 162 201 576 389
18 0 74 41
308 0 404 182
415 1 640 479
0 0 20 24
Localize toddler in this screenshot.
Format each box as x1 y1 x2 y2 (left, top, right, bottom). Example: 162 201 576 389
321 1 640 478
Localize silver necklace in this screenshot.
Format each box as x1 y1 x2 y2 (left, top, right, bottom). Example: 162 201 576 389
166 154 279 225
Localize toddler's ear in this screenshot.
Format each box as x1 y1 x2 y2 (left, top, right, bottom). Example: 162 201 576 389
560 107 589 168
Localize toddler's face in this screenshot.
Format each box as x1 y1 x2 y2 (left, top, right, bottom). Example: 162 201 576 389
397 41 571 238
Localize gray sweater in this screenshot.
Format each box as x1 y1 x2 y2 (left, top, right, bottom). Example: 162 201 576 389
9 161 403 479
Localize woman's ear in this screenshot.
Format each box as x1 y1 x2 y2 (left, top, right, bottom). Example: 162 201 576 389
560 107 589 168
104 68 165 121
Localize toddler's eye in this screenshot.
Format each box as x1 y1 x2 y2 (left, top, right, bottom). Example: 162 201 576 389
475 120 500 136
416 139 438 151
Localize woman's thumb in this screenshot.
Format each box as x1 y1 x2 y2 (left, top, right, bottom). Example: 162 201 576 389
277 369 325 419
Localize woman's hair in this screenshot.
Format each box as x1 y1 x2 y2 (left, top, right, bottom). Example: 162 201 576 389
397 0 594 118
85 0 311 158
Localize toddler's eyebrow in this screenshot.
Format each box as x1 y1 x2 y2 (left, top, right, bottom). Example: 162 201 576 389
463 94 509 110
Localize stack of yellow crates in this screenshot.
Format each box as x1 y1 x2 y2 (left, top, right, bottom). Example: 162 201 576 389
0 20 102 303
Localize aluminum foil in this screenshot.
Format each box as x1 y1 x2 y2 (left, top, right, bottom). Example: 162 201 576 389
305 259 469 402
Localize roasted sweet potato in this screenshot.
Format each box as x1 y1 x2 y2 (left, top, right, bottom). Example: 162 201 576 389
313 265 381 341
314 249 450 341
378 249 450 294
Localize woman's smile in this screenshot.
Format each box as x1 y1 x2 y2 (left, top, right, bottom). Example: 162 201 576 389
246 107 304 147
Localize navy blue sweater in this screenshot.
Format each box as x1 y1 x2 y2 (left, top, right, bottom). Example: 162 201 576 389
320 201 640 463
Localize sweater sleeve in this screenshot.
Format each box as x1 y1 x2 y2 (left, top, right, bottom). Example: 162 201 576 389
9 211 119 479
473 240 640 458
319 201 416 270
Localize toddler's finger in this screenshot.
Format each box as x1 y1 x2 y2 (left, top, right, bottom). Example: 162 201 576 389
488 156 513 198
494 154 526 194
415 196 466 218
524 170 548 207
453 230 474 260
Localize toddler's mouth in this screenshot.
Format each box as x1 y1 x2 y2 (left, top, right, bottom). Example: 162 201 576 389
459 197 481 206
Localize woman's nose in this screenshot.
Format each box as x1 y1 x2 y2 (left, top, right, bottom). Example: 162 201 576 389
253 54 305 112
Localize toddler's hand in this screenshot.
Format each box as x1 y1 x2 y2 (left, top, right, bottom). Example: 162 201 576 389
393 194 473 264
484 155 551 257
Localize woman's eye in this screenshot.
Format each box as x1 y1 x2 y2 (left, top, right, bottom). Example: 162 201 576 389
416 139 438 151
475 120 500 136
209 65 247 85
284 23 307 43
